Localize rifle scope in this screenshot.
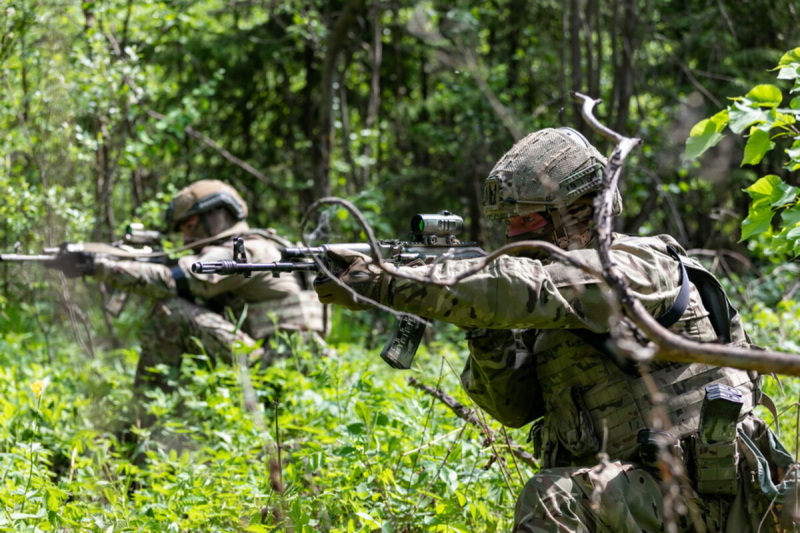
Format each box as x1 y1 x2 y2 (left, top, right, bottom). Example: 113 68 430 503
410 211 464 238
125 223 162 245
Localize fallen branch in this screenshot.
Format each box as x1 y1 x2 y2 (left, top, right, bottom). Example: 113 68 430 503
145 110 286 194
406 377 538 469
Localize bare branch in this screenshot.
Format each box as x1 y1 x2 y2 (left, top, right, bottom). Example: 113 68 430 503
145 109 287 194
571 91 800 376
407 377 538 470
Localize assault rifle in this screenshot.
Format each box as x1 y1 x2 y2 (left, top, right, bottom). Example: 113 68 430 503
191 211 486 369
1 223 164 314
0 223 163 265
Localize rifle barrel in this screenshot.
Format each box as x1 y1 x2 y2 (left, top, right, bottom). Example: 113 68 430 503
0 254 55 262
191 260 319 275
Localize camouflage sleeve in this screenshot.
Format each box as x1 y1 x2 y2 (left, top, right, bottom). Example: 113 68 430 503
388 243 681 331
93 258 178 300
460 328 544 428
94 239 298 302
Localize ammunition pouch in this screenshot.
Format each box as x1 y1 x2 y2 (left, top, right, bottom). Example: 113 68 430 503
691 436 741 496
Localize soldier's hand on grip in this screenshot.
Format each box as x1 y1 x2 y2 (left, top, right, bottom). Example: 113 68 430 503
312 248 393 311
43 251 95 279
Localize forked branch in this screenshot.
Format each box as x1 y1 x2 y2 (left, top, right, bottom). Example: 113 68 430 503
571 91 800 375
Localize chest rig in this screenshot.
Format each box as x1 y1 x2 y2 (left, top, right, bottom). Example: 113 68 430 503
531 238 761 468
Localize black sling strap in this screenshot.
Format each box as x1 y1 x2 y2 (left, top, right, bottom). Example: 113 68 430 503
170 265 192 300
571 245 690 374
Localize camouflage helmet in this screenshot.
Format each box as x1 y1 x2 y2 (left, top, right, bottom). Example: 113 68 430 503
165 180 248 231
483 127 622 219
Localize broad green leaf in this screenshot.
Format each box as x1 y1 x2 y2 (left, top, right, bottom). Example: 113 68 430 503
777 47 800 67
787 225 800 240
745 84 783 107
791 96 800 110
684 110 728 160
741 128 774 166
744 174 799 207
729 101 768 134
787 141 800 162
775 47 800 80
740 198 774 241
744 175 784 200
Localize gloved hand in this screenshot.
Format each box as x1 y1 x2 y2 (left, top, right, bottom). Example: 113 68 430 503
313 248 393 311
43 251 95 279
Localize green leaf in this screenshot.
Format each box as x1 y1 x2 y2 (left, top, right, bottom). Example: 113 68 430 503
729 101 768 134
741 128 774 166
744 174 799 207
791 96 800 110
740 198 774 241
775 47 800 80
787 141 800 162
684 110 728 160
787 225 800 240
745 84 783 107
783 204 800 227
744 175 783 200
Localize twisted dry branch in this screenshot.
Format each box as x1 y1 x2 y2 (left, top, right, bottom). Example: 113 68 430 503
407 377 538 470
571 91 800 376
299 99 800 376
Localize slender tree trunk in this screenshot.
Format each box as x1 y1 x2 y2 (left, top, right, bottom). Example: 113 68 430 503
315 0 365 205
338 84 358 193
614 0 635 133
570 0 584 131
360 5 383 187
610 0 619 126
299 42 317 214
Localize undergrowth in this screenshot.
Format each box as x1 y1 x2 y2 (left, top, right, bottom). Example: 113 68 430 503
1 272 798 532
0 304 531 532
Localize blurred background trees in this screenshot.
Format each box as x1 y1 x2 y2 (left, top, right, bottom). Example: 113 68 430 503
1 3 800 530
2 0 799 311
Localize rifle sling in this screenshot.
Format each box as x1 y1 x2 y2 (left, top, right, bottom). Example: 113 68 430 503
170 265 192 300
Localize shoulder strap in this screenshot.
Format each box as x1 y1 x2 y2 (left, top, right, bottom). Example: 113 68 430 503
682 263 733 344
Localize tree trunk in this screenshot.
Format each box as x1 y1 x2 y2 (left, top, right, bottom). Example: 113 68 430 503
315 0 365 205
360 5 383 187
570 0 584 132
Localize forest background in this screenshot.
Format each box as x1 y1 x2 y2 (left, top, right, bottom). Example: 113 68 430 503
1 0 800 531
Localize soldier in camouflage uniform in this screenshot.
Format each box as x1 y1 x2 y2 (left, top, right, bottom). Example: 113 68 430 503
314 129 798 532
49 180 327 405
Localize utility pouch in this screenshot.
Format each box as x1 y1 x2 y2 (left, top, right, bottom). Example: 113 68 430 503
548 386 599 457
693 384 743 495
380 315 427 369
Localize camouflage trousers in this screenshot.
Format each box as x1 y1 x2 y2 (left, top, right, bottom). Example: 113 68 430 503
513 461 731 533
135 297 263 395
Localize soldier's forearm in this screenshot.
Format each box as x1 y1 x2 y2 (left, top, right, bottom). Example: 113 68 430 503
93 258 178 300
389 255 598 331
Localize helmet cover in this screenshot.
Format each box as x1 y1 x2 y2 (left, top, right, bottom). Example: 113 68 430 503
165 180 248 231
483 128 622 219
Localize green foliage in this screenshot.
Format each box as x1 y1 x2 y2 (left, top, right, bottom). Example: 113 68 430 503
685 47 800 257
0 311 528 531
